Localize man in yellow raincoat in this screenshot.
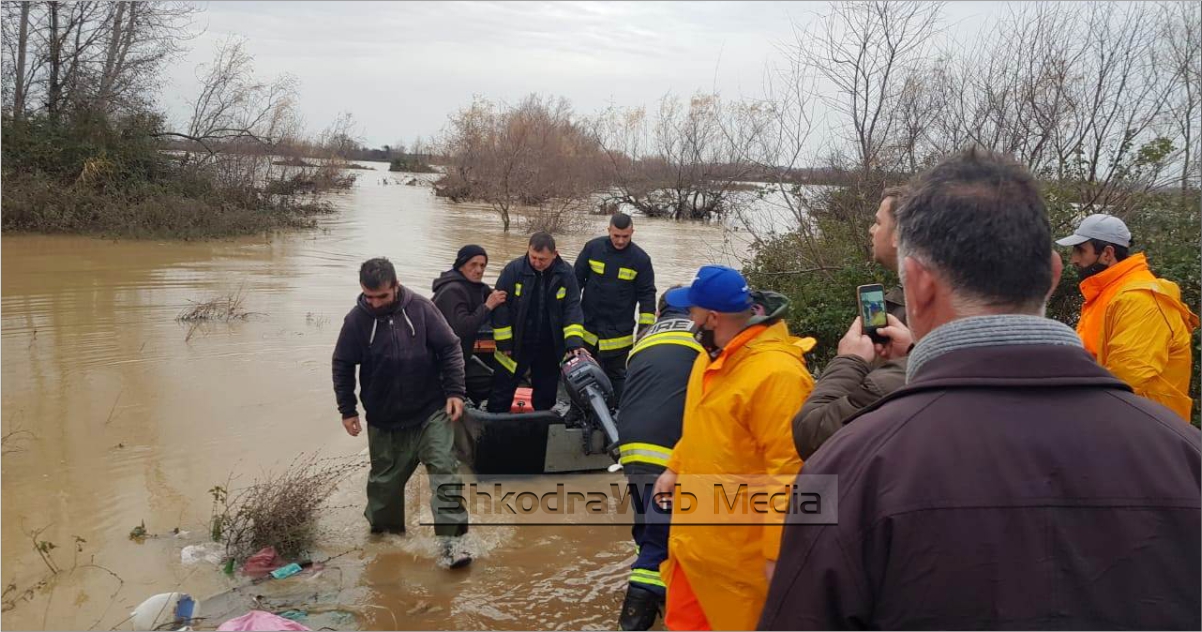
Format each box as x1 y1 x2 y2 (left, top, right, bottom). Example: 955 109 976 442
1057 214 1199 421
651 265 815 630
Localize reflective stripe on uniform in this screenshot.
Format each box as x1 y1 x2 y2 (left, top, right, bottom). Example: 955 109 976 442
599 334 634 351
618 267 638 281
556 286 567 299
619 442 673 467
582 329 599 346
514 283 522 297
589 259 605 274
563 323 586 341
638 313 656 325
630 568 666 588
493 326 513 341
493 350 518 373
629 331 704 359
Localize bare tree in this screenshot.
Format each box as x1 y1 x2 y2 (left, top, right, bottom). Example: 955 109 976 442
172 36 298 159
1162 0 1202 190
95 2 196 115
6 2 34 120
439 94 603 231
593 92 770 222
796 0 943 174
909 2 1188 211
319 111 359 157
2 1 196 120
45 1 62 117
437 95 492 201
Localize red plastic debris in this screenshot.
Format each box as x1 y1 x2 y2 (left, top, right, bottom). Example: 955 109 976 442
240 546 284 579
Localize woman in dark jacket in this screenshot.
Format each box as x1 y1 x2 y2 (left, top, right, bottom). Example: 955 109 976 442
432 245 506 402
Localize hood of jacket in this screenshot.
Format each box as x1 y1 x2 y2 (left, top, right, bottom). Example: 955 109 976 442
659 304 690 320
749 290 790 325
356 284 414 320
432 268 487 295
518 253 572 278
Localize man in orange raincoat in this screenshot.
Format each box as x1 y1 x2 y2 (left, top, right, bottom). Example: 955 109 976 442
1057 214 1199 421
651 265 815 630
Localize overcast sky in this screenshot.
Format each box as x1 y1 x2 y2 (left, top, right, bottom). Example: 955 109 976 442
162 1 1007 148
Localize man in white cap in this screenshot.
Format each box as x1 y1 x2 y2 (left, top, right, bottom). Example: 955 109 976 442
1056 213 1198 421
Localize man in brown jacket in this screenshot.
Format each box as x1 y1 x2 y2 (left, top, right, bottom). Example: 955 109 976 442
761 148 1201 630
792 186 908 459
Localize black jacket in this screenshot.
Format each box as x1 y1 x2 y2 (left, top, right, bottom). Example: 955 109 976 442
431 269 492 359
491 254 584 360
615 309 701 476
574 237 656 355
761 343 1201 630
332 286 466 429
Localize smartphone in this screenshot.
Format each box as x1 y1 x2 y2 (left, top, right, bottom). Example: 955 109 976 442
856 284 890 344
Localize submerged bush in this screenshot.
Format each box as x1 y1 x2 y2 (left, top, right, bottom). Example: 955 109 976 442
209 454 363 562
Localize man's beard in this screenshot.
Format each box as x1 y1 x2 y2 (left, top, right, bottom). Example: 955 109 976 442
1076 261 1109 280
370 289 400 317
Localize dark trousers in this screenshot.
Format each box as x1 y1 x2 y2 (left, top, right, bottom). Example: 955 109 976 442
486 347 560 412
589 346 630 404
464 357 493 405
365 409 467 537
603 350 629 404
627 472 670 597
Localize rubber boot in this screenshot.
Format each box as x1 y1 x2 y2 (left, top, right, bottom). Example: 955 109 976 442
618 584 662 631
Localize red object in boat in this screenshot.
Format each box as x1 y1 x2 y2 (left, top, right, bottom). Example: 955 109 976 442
511 388 534 413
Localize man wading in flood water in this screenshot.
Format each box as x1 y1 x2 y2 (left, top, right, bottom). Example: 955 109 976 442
332 257 472 568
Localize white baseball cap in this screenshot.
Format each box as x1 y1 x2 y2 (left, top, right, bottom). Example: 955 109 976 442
1055 214 1131 248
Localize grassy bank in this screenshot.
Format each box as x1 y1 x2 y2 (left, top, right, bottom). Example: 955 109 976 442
1 114 351 240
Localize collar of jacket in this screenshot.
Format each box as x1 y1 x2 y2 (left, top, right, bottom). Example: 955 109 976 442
709 323 767 367
356 284 412 320
839 316 1130 428
1079 253 1150 303
521 254 567 277
601 237 639 254
701 324 774 394
907 314 1083 382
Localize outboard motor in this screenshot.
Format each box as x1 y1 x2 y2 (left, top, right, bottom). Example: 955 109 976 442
561 354 620 458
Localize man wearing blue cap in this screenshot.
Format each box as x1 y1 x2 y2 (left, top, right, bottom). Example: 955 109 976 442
650 265 815 631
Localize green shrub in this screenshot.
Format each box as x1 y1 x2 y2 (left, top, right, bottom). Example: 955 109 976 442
744 180 900 370
1 114 339 239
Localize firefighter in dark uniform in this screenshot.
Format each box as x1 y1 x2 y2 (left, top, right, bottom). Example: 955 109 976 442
614 288 702 630
487 232 587 413
574 213 656 403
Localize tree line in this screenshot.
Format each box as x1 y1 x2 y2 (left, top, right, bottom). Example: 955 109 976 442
1 2 366 238
430 1 1198 234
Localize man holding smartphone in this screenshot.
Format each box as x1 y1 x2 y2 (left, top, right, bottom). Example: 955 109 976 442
792 186 911 459
761 147 1200 631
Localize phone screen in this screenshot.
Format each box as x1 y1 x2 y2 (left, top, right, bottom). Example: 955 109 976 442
860 287 888 330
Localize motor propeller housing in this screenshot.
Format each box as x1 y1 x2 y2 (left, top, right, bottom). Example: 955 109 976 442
560 354 620 457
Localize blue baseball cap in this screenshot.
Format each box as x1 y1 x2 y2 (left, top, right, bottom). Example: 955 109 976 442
664 265 753 313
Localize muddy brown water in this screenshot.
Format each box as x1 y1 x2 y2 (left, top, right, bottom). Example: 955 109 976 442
1 162 745 630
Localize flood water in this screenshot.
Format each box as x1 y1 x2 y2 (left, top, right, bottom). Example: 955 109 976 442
0 161 747 630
